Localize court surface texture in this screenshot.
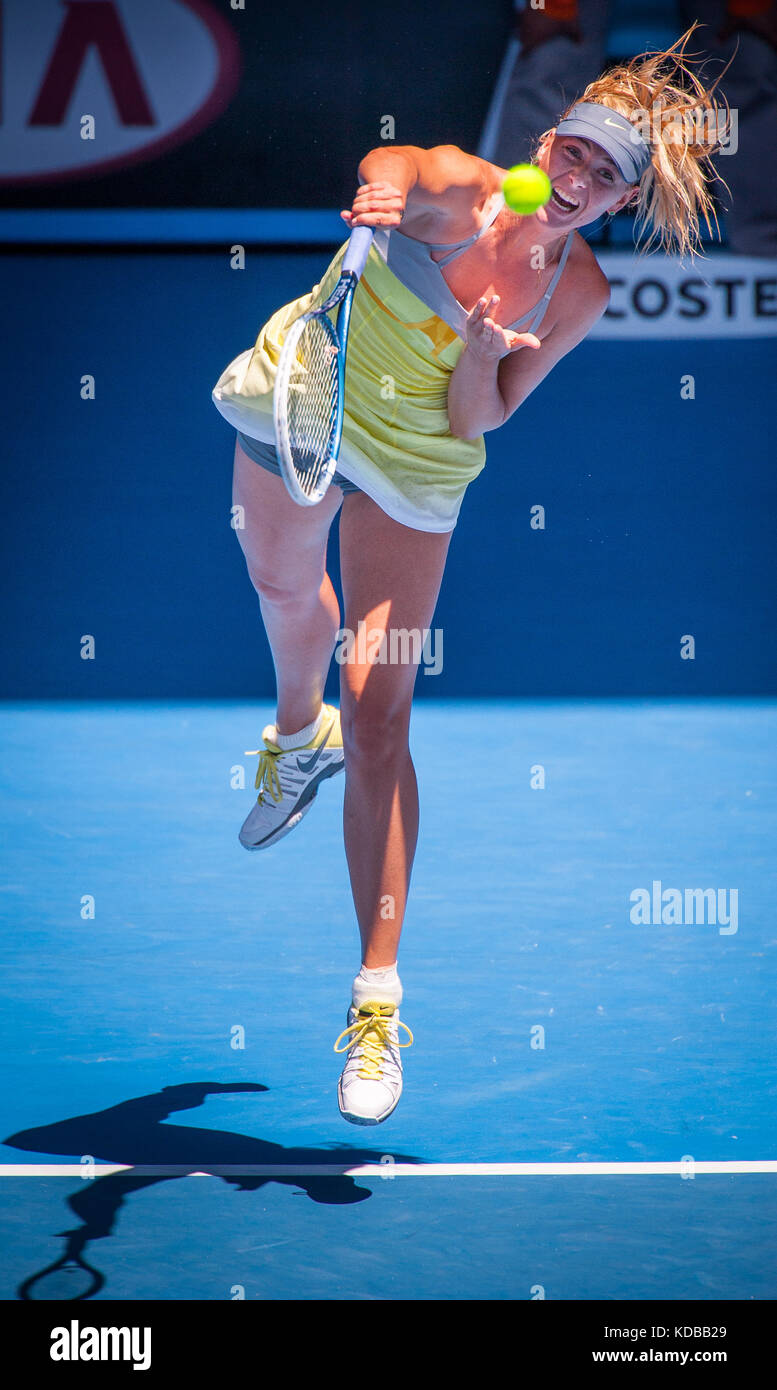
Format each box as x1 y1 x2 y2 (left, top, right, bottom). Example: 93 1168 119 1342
1 698 774 1301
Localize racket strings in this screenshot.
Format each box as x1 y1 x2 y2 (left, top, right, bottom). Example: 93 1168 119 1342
286 318 340 499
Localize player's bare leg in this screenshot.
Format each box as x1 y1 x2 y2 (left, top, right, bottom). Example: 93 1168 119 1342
232 439 346 849
233 439 342 733
334 489 452 1123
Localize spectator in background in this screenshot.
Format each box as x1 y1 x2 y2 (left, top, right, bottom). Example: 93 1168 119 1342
678 0 777 254
487 0 777 256
489 0 611 171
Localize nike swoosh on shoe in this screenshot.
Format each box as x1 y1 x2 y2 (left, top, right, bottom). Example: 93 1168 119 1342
296 721 333 773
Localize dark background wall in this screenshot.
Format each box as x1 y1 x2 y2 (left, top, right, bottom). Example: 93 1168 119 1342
6 0 514 209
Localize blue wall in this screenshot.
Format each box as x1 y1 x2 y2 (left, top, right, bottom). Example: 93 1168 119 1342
1 247 775 697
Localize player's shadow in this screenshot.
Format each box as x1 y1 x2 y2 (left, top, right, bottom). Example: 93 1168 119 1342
4 1081 420 1299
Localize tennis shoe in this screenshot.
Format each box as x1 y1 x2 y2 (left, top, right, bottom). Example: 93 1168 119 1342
239 703 344 850
334 1000 413 1125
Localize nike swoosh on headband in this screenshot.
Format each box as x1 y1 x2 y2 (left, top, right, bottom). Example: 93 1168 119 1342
554 101 652 182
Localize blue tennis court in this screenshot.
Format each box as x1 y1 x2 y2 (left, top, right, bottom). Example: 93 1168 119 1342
1 698 774 1301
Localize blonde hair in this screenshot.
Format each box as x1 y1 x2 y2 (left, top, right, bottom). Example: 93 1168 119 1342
535 24 733 259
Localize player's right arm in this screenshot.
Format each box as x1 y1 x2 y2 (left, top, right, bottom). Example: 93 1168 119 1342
341 144 493 236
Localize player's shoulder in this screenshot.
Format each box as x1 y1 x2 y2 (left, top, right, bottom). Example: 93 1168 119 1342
408 143 491 197
539 231 610 345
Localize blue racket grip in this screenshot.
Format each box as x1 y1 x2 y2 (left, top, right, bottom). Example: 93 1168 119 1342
342 224 374 279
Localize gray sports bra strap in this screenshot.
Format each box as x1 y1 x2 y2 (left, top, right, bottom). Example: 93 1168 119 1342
426 191 505 267
544 228 575 297
512 230 575 333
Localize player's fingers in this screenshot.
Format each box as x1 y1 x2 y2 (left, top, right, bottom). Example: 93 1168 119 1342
474 295 500 323
348 198 403 225
358 182 402 197
352 196 403 215
353 184 402 202
349 214 401 226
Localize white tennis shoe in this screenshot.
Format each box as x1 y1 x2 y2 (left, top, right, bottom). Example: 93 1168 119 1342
334 1000 413 1125
239 703 344 850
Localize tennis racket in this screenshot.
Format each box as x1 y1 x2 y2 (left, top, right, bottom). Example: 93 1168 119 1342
273 224 374 506
19 1231 105 1301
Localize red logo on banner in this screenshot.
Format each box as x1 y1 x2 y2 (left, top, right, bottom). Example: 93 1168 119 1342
0 0 242 184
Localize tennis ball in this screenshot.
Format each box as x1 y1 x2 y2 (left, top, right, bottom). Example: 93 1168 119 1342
502 164 552 215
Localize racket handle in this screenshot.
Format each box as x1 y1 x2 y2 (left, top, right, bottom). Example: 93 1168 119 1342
342 225 374 280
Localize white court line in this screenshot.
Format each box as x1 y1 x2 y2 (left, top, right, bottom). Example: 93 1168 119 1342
0 1162 775 1178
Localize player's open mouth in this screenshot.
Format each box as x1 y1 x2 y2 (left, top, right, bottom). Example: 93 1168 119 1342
550 187 580 214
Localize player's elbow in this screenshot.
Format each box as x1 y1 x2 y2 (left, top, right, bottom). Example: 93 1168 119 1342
448 411 472 439
448 401 475 438
448 411 504 440
356 146 385 178
357 146 418 188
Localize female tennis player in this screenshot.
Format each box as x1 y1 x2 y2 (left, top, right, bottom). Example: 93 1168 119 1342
212 28 726 1125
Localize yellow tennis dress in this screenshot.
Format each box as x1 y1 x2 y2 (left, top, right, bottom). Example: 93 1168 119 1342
212 193 573 532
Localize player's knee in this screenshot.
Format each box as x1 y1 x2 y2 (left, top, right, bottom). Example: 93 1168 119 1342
340 698 411 761
250 567 321 608
239 539 322 604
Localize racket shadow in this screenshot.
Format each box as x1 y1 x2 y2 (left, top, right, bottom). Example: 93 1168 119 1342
4 1081 422 1300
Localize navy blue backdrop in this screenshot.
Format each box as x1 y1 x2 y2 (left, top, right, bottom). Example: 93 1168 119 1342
1 244 775 697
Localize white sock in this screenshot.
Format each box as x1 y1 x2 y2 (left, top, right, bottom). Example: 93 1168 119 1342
273 705 324 750
352 962 402 1008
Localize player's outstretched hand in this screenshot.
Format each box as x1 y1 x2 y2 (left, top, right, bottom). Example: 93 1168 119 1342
465 295 541 360
341 182 406 228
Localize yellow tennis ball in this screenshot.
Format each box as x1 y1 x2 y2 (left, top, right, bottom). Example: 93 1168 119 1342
502 164 552 215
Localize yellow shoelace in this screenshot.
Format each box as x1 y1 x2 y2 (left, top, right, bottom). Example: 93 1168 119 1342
244 746 284 804
333 1002 414 1080
245 710 333 806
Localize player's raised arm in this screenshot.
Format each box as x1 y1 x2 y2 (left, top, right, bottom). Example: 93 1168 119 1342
341 144 492 232
448 270 610 439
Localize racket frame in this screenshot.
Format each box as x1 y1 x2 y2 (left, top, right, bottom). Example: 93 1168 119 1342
273 226 373 506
